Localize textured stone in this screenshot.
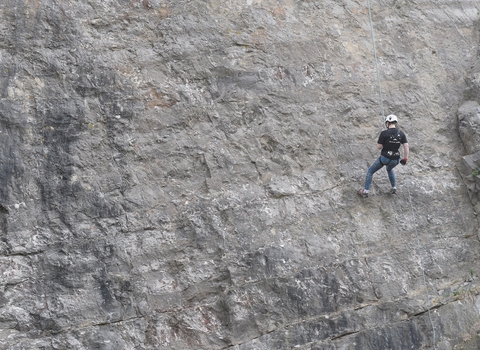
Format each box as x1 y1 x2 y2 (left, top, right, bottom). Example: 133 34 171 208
459 101 480 155
0 0 479 349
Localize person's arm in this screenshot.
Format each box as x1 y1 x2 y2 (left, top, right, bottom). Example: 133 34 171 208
403 143 409 158
376 143 383 150
400 142 409 165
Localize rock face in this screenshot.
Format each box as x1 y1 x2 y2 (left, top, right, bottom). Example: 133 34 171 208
1 0 480 349
458 100 480 211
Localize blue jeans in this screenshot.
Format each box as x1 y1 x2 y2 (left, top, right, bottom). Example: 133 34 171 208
364 156 400 190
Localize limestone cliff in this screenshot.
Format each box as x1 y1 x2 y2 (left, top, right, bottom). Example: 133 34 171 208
1 1 480 349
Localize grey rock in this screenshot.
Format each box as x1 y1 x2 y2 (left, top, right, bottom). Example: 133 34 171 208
458 101 480 155
0 0 479 349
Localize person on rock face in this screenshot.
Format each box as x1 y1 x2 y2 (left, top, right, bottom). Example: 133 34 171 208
358 114 409 197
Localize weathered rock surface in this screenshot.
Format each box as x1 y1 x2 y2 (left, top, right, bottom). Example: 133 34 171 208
0 0 480 349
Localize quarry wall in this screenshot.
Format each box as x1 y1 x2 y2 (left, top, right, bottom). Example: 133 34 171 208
1 0 480 349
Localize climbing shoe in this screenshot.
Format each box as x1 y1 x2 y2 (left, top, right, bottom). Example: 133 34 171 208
358 188 368 198
390 188 396 195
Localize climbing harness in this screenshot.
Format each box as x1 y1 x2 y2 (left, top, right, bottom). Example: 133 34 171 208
366 1 437 348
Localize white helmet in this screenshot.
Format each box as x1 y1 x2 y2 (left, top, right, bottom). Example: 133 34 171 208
385 114 398 123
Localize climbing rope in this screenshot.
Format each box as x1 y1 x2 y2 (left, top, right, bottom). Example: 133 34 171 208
366 1 437 348
406 176 437 349
366 0 385 125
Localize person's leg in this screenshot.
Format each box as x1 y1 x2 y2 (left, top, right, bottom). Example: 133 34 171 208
364 157 384 191
386 159 400 188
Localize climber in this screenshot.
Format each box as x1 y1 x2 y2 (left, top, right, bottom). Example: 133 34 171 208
358 114 409 197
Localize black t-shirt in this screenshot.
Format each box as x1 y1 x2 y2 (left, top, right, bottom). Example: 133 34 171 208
378 127 407 160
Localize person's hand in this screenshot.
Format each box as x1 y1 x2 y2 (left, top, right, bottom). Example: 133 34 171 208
400 158 408 165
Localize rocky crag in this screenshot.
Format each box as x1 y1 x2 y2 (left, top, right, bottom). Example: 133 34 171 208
1 0 480 349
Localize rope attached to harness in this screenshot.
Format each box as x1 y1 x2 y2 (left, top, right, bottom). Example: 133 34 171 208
366 0 385 126
366 1 437 348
